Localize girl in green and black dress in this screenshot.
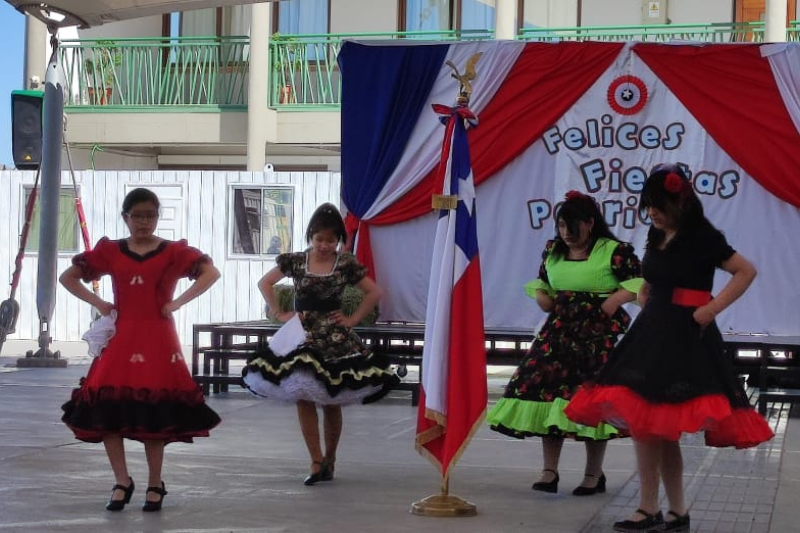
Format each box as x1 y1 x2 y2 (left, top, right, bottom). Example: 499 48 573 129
487 190 642 496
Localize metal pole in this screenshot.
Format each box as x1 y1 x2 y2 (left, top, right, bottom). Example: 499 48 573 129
32 32 64 359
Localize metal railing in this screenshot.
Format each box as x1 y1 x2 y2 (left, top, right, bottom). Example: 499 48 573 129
59 36 250 108
519 21 766 42
60 23 797 110
267 29 492 108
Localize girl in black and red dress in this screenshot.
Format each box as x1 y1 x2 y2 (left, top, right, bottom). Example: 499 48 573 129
565 165 774 532
60 188 221 512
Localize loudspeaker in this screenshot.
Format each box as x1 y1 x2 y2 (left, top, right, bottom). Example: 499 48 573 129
11 90 44 170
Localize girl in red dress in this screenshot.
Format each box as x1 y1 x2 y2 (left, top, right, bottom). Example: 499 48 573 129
60 188 221 512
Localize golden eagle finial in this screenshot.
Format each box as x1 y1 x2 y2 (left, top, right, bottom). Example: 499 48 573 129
444 52 483 104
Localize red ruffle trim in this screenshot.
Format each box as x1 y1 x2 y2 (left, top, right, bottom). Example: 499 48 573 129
564 385 774 449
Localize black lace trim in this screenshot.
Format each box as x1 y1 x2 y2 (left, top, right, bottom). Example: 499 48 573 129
244 346 399 404
119 239 169 262
61 384 221 444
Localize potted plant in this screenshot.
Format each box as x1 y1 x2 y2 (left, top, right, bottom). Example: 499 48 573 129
271 33 303 104
84 40 122 105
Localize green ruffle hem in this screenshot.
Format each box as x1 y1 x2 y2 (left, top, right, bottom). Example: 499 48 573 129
487 397 622 441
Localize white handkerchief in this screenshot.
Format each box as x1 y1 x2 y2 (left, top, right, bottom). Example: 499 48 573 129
82 310 117 358
269 313 306 356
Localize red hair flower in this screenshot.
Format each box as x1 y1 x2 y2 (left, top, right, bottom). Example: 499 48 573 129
664 172 684 193
565 190 584 201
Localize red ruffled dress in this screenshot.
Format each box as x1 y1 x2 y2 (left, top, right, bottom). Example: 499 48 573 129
61 238 221 444
565 224 774 448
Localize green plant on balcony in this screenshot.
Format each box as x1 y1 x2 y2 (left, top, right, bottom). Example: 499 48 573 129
84 40 122 105
271 32 303 104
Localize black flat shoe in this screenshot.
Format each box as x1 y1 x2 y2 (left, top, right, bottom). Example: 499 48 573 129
664 510 690 532
572 473 606 496
613 509 664 532
531 469 559 493
106 477 134 511
304 461 325 486
142 482 167 512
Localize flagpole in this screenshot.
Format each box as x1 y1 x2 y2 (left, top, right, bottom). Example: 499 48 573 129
410 52 485 519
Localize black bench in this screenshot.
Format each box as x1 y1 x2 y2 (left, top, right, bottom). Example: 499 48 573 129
192 321 534 404
192 322 800 411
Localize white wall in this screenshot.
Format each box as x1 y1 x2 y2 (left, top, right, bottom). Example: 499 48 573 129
331 0 398 33
579 0 735 26
580 0 642 26
523 0 579 28
77 15 164 40
0 170 342 345
669 0 733 24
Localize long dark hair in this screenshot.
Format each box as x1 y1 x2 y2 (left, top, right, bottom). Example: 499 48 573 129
121 188 160 215
305 203 347 244
640 164 709 249
551 191 618 257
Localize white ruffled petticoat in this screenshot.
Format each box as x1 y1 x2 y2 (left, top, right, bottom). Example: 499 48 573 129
242 314 382 405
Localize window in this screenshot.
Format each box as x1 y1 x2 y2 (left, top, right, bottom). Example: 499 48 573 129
23 187 80 253
276 0 329 34
231 187 294 256
402 0 494 33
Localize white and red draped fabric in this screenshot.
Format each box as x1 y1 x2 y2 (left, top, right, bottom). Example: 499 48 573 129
414 102 486 478
338 40 800 336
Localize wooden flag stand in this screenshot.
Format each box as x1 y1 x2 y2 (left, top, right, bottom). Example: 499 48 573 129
410 476 477 517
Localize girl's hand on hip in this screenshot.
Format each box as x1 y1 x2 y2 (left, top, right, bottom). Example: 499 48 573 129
328 310 354 328
693 304 717 328
161 300 180 318
96 301 115 316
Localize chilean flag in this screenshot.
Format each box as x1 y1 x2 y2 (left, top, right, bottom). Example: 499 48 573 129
414 101 487 479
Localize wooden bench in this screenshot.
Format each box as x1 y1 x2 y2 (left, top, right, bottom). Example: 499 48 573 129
192 322 800 411
192 321 534 403
722 335 800 415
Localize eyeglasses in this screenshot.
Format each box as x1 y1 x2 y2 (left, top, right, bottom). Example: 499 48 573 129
124 212 159 222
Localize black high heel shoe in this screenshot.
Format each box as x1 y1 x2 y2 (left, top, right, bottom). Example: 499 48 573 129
321 459 335 482
531 469 559 493
303 461 325 486
106 477 135 511
664 510 690 532
142 482 167 512
613 509 664 532
572 473 606 496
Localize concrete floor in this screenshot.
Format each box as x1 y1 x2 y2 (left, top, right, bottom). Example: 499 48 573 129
1 340 799 532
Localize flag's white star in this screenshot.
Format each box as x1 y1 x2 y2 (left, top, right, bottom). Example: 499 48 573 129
621 88 634 101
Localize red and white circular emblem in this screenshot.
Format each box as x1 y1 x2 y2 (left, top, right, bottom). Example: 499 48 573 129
607 75 648 115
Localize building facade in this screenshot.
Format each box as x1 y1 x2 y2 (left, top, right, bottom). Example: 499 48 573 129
18 0 797 173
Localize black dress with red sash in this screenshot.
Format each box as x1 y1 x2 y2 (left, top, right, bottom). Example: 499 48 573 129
565 224 773 448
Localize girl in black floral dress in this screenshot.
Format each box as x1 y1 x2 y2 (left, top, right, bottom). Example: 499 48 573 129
566 165 773 532
487 191 642 496
242 203 399 485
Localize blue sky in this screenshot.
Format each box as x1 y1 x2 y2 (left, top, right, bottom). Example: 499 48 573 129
1 4 26 167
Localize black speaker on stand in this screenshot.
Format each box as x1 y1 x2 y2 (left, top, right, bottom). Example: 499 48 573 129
11 89 44 170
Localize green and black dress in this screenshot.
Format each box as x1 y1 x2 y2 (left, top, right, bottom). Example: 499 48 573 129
487 237 641 440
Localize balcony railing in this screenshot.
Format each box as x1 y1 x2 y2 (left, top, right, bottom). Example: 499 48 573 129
59 36 251 108
519 21 767 42
60 23 796 111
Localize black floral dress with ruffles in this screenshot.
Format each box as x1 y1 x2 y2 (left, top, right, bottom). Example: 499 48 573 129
487 237 641 440
242 251 399 405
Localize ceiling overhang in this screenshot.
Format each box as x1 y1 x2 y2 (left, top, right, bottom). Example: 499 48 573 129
6 1 280 29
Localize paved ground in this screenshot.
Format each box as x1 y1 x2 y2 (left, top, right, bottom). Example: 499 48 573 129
1 340 798 532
